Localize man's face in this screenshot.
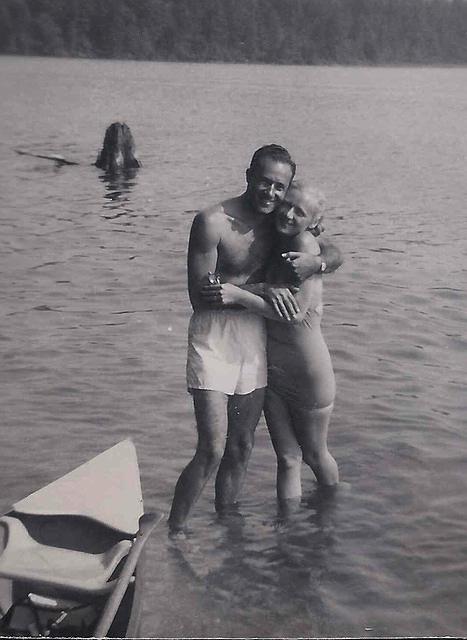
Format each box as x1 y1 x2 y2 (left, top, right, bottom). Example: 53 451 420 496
246 158 294 215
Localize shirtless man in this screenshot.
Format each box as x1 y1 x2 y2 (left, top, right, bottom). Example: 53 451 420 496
168 144 342 534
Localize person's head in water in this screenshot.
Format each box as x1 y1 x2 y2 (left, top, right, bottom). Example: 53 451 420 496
95 122 141 172
275 180 325 238
245 144 296 216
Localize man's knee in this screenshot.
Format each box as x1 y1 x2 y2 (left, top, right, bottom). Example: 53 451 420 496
237 436 254 461
224 435 254 465
196 440 225 475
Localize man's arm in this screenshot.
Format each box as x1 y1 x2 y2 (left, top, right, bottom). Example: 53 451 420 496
282 235 344 283
187 211 221 310
318 236 344 273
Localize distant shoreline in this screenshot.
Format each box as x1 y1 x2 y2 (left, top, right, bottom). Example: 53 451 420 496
2 53 467 70
4 0 467 71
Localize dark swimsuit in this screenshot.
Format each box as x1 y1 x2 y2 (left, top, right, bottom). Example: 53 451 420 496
266 281 335 410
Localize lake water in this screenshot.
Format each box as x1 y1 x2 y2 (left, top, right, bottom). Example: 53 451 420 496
1 56 466 638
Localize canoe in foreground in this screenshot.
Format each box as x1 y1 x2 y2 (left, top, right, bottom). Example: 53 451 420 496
0 440 162 638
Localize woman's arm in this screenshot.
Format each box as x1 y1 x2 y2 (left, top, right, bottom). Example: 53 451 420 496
201 273 320 324
237 282 300 319
234 280 319 324
200 234 324 321
201 282 290 321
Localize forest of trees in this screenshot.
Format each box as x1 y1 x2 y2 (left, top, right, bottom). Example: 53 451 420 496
2 0 467 65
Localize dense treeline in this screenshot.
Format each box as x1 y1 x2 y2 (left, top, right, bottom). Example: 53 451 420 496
2 0 467 65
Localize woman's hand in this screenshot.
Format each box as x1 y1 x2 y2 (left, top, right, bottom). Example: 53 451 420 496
263 284 300 321
309 215 325 237
200 282 244 308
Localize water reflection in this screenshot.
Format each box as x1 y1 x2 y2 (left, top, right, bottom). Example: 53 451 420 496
98 169 138 220
167 488 342 635
272 487 340 604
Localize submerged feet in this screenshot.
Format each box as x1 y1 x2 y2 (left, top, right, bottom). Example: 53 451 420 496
168 524 189 540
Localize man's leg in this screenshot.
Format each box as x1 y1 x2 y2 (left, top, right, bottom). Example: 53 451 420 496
168 389 228 533
214 387 265 510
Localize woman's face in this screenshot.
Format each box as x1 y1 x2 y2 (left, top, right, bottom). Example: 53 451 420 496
275 187 317 236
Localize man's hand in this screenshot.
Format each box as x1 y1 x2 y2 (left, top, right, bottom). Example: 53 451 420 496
282 237 344 284
263 284 300 321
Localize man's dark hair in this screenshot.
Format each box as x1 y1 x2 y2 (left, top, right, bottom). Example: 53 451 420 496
249 144 296 179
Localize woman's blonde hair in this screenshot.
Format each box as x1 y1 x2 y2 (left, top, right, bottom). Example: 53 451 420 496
288 180 326 229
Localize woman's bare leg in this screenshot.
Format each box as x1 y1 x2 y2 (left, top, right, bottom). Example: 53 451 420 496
291 403 339 486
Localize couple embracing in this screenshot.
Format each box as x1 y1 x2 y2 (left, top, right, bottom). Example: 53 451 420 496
169 145 343 535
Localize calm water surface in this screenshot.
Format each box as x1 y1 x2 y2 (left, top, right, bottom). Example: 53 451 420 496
1 57 466 637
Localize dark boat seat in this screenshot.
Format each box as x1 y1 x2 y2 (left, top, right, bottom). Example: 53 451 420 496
0 516 132 595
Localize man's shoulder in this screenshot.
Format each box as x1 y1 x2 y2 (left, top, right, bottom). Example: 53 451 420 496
193 196 243 229
196 202 225 221
189 201 234 247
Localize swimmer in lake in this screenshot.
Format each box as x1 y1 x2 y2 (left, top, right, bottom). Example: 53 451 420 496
15 122 141 171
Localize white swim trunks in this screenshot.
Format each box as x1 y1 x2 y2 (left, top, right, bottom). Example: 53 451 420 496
187 309 267 395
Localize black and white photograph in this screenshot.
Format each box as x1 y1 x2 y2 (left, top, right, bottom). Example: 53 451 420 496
1 0 466 637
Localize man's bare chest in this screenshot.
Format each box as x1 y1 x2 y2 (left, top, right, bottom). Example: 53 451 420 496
217 222 273 274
